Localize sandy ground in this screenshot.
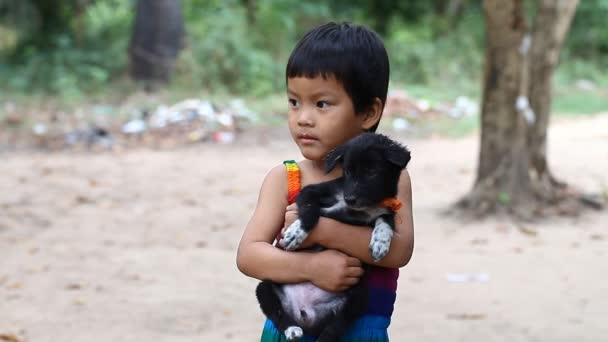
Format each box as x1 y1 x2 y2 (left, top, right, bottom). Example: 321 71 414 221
1 114 607 342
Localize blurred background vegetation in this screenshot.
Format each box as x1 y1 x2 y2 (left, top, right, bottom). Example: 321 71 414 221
0 0 607 116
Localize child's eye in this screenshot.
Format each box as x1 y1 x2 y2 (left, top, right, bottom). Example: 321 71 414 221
316 101 331 109
288 98 299 108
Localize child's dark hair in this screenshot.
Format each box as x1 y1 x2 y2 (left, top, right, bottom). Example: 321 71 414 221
286 22 390 132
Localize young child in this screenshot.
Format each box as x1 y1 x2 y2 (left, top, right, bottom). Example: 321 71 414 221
237 22 414 341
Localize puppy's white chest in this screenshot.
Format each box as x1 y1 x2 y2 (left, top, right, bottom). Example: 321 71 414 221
319 191 386 220
281 283 338 305
279 282 347 328
320 191 347 215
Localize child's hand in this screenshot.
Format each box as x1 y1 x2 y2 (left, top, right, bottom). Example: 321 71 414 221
284 203 299 228
308 250 364 292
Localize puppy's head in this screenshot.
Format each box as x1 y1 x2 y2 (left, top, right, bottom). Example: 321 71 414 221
325 133 411 208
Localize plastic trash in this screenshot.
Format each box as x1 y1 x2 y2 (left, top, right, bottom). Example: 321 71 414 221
229 98 259 122
575 79 596 91
448 96 478 118
187 129 208 143
213 131 235 144
392 118 411 132
65 127 113 148
32 123 48 135
122 119 146 134
197 100 217 120
416 99 431 112
216 113 234 127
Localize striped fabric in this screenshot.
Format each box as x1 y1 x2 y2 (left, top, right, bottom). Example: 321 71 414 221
260 161 398 341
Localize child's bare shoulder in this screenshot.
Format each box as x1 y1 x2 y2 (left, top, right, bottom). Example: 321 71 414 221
261 163 289 190
398 169 412 199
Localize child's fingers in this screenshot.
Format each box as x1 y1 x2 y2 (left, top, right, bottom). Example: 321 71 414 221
346 257 362 267
283 211 298 229
342 277 360 288
286 203 298 211
347 266 364 278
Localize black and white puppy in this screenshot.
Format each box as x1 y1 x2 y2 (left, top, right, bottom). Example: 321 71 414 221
256 133 411 341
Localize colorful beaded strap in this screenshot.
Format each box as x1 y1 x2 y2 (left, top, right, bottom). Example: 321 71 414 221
283 160 301 204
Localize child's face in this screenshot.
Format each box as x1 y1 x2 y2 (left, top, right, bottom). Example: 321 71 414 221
287 75 370 162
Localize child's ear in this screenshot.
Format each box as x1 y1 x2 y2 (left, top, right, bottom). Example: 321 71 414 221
361 98 383 130
324 144 347 174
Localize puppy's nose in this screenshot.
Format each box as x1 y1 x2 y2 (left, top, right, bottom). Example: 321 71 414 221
344 195 357 206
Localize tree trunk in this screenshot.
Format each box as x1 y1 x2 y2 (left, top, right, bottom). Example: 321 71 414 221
241 0 257 25
459 0 533 216
444 0 466 28
527 0 579 200
129 0 185 87
459 0 582 218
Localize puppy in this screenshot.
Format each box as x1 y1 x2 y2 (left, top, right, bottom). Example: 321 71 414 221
256 133 411 341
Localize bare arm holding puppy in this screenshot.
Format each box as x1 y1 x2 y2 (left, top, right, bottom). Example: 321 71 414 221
283 169 414 268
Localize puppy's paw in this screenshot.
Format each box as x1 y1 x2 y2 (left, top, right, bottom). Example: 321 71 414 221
369 219 394 262
279 220 308 251
369 240 390 262
284 326 304 340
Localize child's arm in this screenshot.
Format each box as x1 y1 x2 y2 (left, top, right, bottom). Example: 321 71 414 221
236 165 364 292
306 170 415 268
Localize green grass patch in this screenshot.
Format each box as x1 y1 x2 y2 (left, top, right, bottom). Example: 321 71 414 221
552 87 608 115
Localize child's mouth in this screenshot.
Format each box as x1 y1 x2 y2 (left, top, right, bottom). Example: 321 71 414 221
298 134 318 144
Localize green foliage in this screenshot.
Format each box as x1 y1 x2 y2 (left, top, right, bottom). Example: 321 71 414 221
0 0 133 99
175 2 279 96
553 87 608 115
566 0 608 59
174 0 335 95
0 0 607 106
387 7 484 90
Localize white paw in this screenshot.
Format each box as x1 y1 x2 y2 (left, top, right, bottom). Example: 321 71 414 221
369 219 394 262
284 326 304 340
279 220 308 251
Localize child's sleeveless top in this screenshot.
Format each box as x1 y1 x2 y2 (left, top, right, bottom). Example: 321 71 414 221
260 160 398 342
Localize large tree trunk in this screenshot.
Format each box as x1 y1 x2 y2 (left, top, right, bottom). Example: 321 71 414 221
527 0 579 200
460 0 533 217
129 0 185 87
458 0 582 218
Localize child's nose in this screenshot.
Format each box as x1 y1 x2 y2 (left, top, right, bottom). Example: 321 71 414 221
297 107 314 126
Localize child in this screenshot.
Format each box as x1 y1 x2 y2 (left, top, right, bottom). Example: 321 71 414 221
237 22 414 341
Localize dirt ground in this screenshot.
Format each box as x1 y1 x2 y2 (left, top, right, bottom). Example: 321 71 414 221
1 113 607 342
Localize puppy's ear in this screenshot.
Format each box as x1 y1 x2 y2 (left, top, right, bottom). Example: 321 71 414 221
384 142 411 169
324 144 347 174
